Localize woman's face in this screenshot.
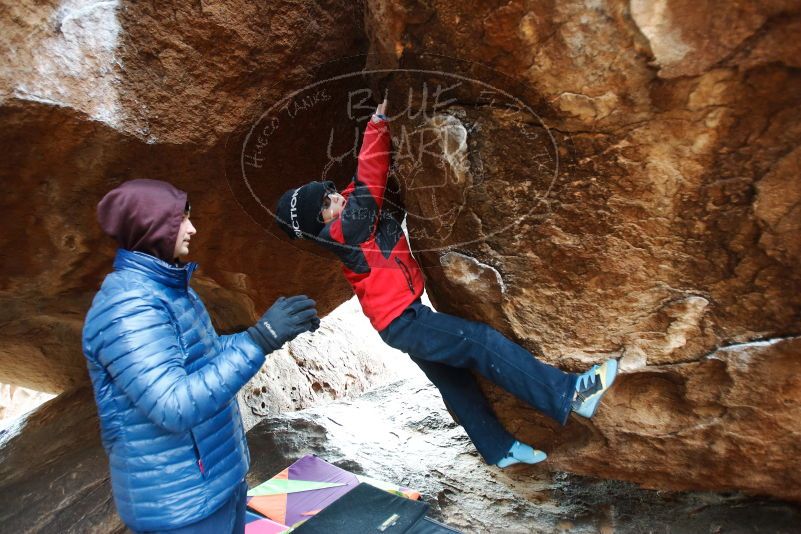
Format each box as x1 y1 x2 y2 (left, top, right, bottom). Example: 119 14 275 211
173 213 197 259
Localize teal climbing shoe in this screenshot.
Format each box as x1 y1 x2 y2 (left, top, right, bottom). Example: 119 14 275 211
496 440 547 468
571 358 618 419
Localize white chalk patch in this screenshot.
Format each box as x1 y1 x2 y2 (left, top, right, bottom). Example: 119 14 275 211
14 0 123 127
440 251 507 294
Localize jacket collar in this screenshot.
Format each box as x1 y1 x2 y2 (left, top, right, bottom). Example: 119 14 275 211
113 249 197 289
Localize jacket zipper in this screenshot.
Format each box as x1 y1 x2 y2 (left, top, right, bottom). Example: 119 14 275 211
191 435 207 478
395 257 415 294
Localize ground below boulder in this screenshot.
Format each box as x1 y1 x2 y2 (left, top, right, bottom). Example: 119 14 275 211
4 373 801 533
250 374 801 533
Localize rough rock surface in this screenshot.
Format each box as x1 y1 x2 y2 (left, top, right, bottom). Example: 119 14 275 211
363 0 801 499
238 297 418 431
0 0 368 392
0 387 122 534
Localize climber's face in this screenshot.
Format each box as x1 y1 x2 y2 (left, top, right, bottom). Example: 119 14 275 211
321 192 346 223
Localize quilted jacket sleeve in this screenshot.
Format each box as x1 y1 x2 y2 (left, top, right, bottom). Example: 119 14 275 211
217 332 251 352
356 117 391 211
89 290 265 433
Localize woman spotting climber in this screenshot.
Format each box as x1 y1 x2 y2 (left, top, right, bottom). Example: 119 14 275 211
275 98 619 468
83 179 318 533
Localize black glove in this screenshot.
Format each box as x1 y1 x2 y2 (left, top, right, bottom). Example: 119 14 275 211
247 295 318 353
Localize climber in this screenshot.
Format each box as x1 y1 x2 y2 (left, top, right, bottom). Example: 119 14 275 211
274 98 619 469
82 179 319 534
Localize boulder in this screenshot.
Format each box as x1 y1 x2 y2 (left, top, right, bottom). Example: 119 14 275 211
363 0 801 499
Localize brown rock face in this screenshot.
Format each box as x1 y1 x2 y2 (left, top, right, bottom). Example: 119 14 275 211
0 0 370 391
363 0 801 499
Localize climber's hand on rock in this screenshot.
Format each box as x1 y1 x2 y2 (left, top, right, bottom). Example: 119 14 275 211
372 97 388 122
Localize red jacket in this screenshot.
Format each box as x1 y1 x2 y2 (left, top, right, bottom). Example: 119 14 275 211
318 118 425 331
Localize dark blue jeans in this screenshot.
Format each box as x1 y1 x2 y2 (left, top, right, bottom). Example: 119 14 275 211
380 300 577 465
133 479 248 534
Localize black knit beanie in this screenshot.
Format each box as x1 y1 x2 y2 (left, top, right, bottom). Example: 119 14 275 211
275 181 334 239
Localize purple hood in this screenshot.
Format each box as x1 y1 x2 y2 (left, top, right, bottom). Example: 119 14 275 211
97 179 187 262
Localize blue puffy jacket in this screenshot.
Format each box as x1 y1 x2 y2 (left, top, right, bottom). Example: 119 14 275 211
82 249 265 531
